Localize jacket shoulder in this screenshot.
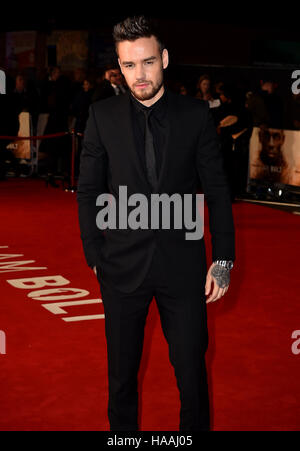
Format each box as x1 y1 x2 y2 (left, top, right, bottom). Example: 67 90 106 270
90 92 126 115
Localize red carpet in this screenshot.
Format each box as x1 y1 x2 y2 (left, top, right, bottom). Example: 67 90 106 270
0 178 299 431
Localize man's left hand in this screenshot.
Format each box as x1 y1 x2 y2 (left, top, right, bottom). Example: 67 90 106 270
205 263 230 303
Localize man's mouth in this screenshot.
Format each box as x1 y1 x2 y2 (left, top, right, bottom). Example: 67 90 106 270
135 82 150 88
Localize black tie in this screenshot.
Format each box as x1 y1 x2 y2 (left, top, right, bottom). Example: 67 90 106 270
143 109 158 191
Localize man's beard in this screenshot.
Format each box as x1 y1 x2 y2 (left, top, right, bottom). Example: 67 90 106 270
130 77 164 101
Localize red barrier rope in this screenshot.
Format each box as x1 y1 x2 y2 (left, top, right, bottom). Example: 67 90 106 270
0 132 69 140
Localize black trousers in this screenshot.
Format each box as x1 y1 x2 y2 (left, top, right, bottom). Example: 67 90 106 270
97 244 210 431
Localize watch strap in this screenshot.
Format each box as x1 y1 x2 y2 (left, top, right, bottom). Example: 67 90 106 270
213 260 234 270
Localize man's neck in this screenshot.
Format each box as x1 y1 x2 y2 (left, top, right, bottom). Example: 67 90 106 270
132 84 165 108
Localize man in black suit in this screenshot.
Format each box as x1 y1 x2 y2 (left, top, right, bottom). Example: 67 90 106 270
77 15 235 431
92 64 127 103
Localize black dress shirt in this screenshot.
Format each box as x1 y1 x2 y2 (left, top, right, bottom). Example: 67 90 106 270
130 89 168 180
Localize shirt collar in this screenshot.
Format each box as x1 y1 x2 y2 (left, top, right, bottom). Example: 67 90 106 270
130 88 168 117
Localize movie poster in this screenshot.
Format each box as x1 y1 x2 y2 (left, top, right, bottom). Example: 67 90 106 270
47 31 89 70
249 126 300 187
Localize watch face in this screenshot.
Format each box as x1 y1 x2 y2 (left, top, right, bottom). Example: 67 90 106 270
227 261 234 269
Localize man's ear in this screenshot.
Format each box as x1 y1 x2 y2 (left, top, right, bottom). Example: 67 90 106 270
162 48 169 70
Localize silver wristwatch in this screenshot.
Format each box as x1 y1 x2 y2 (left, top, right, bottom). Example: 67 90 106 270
213 260 234 270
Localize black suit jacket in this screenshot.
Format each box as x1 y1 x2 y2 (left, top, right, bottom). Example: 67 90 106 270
92 79 117 103
77 89 235 294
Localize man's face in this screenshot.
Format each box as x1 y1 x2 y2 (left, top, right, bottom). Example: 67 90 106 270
83 80 91 92
258 128 285 165
117 36 168 102
105 69 123 85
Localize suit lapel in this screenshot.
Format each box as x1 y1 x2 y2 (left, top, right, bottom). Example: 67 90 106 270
114 91 151 192
157 90 173 192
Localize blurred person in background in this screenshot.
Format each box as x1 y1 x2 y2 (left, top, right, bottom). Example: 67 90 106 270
38 66 71 187
71 78 95 134
70 67 87 103
179 84 188 95
168 79 189 95
214 81 225 97
245 78 284 129
11 73 39 131
92 63 127 103
215 84 253 200
71 77 95 175
0 91 19 180
195 74 220 109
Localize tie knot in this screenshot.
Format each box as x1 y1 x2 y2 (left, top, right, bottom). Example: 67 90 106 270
142 108 153 121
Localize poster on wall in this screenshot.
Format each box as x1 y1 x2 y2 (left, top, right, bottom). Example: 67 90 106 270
47 31 89 70
6 31 36 69
0 69 5 94
249 126 300 187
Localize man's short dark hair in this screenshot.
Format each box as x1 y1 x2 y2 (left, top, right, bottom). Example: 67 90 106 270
113 15 165 54
104 63 120 72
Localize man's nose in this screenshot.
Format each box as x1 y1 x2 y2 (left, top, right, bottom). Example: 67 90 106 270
135 63 146 80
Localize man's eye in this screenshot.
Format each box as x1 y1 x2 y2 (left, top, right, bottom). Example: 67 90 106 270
145 61 153 65
125 64 133 69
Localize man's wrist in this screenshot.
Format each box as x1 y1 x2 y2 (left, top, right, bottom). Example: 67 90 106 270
213 260 234 270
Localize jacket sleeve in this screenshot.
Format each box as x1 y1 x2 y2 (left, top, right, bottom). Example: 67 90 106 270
76 104 108 268
196 101 235 262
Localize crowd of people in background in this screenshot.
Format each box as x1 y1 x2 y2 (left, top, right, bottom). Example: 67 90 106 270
1 63 300 199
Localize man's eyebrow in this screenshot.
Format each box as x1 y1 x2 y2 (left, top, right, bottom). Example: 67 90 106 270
143 56 157 62
121 56 157 65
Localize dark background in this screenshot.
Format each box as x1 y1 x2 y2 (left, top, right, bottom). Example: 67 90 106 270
1 2 299 76
1 2 299 129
